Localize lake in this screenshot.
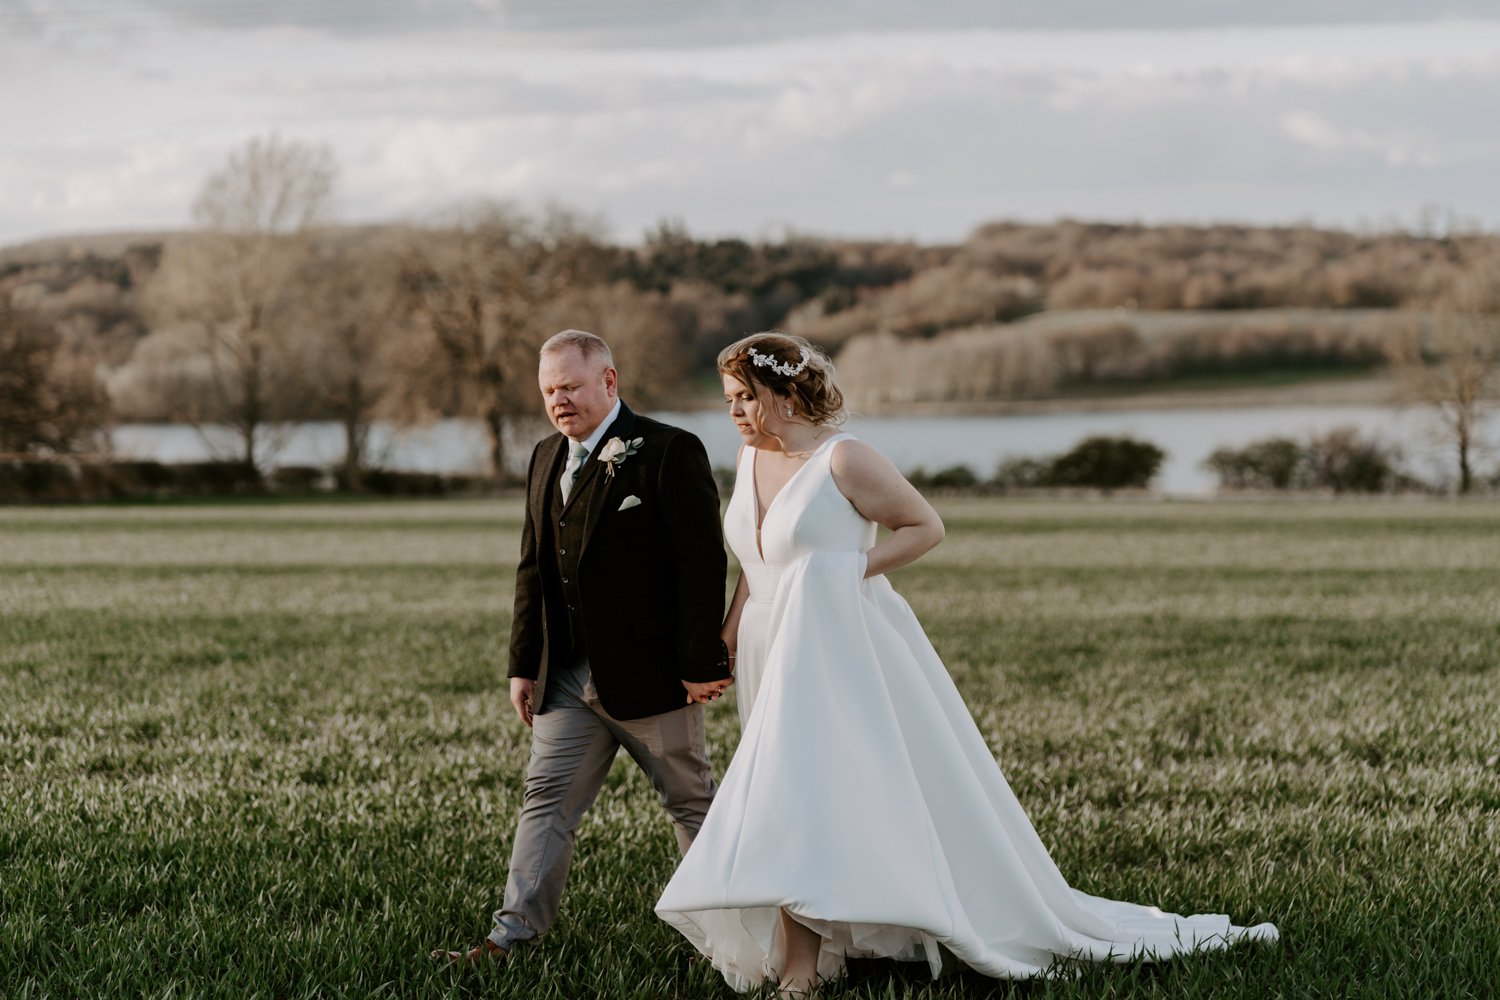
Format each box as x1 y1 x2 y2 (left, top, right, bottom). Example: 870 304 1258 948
111 405 1489 495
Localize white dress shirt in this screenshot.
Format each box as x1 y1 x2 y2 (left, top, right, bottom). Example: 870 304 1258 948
560 398 624 497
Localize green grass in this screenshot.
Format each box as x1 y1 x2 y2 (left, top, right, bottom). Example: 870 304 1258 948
1 498 1497 998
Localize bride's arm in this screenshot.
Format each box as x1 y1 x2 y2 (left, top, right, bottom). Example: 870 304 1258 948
720 570 750 673
829 439 945 577
718 442 750 672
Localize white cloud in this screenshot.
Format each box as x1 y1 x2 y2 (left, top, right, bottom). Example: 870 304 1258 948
16 0 1487 44
3 17 1500 244
1279 109 1441 166
1281 109 1347 150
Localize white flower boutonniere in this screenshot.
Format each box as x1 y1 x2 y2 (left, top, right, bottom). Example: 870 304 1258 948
598 436 644 478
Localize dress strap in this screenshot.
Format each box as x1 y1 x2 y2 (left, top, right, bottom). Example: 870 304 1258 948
815 432 856 462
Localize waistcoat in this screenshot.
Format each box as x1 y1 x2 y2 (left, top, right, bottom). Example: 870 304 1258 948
546 471 592 658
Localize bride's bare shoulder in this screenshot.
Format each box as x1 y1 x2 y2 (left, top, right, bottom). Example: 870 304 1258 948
829 437 902 488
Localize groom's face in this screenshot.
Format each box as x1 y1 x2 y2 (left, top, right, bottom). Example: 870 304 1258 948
539 347 618 441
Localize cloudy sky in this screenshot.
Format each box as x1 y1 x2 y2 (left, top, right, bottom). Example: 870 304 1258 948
3 0 1499 246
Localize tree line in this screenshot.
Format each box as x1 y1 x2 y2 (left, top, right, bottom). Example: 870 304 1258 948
910 427 1459 496
3 134 1498 491
1 137 863 484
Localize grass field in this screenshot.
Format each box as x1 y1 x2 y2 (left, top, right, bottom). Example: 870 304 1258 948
1 498 1497 999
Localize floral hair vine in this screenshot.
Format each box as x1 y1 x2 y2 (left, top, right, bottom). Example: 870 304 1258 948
748 346 811 378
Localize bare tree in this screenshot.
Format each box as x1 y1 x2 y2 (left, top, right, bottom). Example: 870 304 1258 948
0 290 108 455
145 134 338 470
299 233 404 489
1387 274 1500 493
533 282 687 408
392 201 612 478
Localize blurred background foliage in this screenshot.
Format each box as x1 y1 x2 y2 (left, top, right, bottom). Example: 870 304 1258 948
2 137 1497 493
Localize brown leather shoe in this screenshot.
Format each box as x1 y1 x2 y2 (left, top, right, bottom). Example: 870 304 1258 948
430 940 507 966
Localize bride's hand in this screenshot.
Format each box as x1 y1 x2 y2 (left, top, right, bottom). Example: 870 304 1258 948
683 678 732 704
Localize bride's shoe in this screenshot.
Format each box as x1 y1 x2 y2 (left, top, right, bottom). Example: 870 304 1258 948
775 975 823 998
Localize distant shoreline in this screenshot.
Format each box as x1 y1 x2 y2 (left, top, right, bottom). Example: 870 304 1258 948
669 372 1403 418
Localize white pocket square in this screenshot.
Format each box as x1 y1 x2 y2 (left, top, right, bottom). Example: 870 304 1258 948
618 495 642 511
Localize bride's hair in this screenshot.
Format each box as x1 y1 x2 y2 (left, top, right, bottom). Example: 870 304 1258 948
718 332 846 427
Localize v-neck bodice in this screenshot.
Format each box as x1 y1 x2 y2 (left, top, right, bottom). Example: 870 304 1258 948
725 434 874 600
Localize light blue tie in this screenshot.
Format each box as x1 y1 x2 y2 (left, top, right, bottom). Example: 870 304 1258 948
560 442 588 504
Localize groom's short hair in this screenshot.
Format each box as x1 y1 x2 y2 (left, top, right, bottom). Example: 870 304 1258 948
540 329 614 369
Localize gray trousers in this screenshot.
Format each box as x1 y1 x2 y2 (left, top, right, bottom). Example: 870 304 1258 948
488 659 717 950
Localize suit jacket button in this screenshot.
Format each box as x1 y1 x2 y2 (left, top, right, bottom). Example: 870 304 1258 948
559 520 566 527
562 577 569 584
559 547 566 555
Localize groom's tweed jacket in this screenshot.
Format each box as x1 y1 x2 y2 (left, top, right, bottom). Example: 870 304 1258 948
508 401 729 721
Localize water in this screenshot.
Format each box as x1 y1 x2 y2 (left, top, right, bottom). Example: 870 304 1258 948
111 406 1491 495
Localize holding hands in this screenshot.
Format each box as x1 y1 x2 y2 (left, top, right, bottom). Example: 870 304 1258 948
683 677 733 704
684 637 736 704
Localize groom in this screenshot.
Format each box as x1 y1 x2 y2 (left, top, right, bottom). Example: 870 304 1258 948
437 329 732 965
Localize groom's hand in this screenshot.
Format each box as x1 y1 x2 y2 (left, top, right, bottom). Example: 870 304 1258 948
510 678 536 727
682 677 732 705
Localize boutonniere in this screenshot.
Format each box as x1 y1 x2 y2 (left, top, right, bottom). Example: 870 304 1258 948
597 436 643 478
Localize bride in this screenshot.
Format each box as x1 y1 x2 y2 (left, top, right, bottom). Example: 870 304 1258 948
654 333 1278 995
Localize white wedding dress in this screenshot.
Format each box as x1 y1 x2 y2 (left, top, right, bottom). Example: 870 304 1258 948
655 434 1276 990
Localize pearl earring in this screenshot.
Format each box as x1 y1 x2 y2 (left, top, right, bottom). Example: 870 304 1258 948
785 405 793 418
